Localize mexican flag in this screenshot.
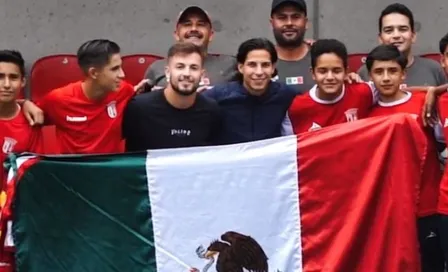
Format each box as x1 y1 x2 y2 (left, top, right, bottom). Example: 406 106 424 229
2 114 425 272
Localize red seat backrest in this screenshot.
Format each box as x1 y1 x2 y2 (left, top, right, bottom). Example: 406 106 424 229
30 54 83 102
421 53 441 63
30 54 84 155
121 54 163 86
348 53 368 73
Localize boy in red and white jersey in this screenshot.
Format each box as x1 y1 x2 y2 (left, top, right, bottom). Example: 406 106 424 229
0 50 43 182
0 50 44 272
282 39 377 135
0 50 43 164
23 39 142 154
433 82 448 266
367 44 444 272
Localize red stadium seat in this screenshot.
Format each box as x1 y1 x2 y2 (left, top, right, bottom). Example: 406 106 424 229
30 54 83 102
421 53 441 63
121 54 163 85
348 53 368 72
30 54 83 155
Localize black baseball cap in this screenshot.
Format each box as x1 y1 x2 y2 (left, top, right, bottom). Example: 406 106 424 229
271 0 307 16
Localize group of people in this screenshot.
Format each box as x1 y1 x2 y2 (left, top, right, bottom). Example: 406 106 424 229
1 0 448 271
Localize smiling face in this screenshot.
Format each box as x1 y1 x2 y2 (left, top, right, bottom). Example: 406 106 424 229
312 53 346 97
270 3 307 48
174 11 214 50
166 52 204 96
379 13 416 56
90 53 125 92
238 49 275 96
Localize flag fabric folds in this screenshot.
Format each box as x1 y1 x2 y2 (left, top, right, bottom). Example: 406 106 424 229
3 114 426 272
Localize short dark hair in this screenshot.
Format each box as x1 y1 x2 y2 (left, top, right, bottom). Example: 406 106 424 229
167 42 204 64
365 44 408 72
379 3 415 33
310 39 348 69
236 38 278 64
0 50 25 77
77 39 121 73
440 33 448 54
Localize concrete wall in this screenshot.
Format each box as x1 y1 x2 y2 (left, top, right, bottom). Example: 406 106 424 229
0 0 446 68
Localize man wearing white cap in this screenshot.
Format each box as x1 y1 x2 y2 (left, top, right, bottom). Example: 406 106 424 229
144 6 237 89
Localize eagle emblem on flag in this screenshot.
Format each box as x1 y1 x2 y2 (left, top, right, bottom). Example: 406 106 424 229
193 231 268 272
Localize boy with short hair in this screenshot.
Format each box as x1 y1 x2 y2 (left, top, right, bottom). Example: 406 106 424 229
366 44 444 272
283 39 377 134
23 39 136 154
0 49 43 272
0 50 43 176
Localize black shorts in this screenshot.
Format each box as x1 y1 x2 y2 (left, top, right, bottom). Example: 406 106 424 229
418 214 444 272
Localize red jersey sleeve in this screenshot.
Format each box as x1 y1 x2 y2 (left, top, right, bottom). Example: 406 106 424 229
28 127 45 154
121 81 137 101
36 90 60 125
356 82 377 106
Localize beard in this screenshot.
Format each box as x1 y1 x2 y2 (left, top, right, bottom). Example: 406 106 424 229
273 28 305 48
170 78 199 96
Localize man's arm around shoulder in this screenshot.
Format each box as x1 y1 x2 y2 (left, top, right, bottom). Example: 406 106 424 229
143 60 167 88
201 82 231 101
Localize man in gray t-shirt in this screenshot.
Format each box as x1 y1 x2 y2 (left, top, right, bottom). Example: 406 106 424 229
269 0 314 94
272 51 314 94
357 3 447 87
144 6 237 89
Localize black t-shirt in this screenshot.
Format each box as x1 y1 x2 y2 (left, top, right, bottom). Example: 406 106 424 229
122 90 221 151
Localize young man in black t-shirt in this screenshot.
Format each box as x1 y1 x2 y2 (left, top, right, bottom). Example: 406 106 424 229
122 42 221 151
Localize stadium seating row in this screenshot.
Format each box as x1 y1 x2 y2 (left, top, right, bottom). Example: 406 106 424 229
30 54 163 102
28 53 442 101
25 52 442 154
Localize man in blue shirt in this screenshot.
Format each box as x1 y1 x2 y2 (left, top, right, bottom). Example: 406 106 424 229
203 38 298 145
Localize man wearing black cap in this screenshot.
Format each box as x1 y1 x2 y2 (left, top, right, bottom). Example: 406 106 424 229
270 0 314 94
144 6 237 90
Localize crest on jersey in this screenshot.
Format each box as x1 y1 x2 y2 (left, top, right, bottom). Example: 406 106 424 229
345 108 359 122
107 101 117 119
308 122 322 132
2 137 17 154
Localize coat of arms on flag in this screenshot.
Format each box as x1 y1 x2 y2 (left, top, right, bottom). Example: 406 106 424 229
194 231 268 272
